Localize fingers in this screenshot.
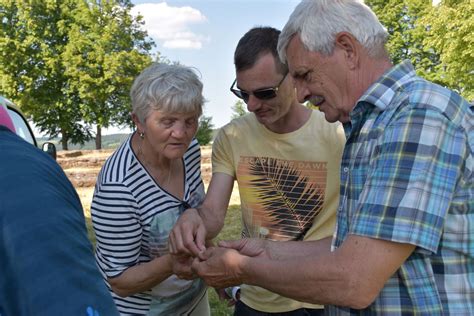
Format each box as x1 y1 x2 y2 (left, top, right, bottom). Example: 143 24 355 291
168 215 187 254
194 246 214 262
191 248 243 289
184 235 206 258
218 238 267 258
168 228 181 254
194 225 207 253
218 239 245 250
169 209 207 257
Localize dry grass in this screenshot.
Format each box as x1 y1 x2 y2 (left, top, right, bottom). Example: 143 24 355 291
76 187 94 218
60 146 240 216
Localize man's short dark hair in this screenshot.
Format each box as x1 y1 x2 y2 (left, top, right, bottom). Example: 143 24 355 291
234 26 288 75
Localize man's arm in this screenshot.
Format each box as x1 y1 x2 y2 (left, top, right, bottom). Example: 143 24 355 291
194 235 414 309
218 236 333 260
169 172 234 257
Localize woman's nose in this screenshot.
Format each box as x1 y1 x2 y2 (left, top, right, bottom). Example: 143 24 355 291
171 122 187 137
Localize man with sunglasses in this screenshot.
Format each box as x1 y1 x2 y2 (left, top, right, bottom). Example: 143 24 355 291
169 26 346 315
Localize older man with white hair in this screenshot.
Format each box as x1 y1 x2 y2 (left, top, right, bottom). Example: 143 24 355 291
191 0 473 314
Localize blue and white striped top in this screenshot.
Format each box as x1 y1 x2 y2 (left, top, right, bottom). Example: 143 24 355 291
91 135 205 315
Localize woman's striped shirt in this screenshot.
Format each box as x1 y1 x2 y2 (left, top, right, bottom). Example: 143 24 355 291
91 136 205 315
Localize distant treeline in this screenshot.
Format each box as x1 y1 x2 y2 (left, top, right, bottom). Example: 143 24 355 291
38 133 131 151
38 129 220 151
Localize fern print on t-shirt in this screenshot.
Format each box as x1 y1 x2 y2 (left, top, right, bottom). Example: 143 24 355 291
238 156 327 241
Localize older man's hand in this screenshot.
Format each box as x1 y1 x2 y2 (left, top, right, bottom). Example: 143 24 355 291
191 247 247 289
218 238 271 259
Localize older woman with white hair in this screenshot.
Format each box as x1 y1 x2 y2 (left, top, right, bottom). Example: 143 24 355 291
91 63 209 315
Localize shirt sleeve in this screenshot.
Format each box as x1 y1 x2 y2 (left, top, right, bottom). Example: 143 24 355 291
91 180 142 278
350 107 466 254
211 126 236 177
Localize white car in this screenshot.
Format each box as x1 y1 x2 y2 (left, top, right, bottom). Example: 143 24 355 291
0 95 56 159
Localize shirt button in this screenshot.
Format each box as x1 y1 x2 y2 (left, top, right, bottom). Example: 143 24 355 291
343 167 349 173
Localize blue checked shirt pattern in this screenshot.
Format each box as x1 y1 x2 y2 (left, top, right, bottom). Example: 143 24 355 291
326 61 473 315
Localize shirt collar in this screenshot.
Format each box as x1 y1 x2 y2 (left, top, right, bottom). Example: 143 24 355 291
357 60 416 111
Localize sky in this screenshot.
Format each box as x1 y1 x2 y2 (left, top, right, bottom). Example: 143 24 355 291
128 0 301 129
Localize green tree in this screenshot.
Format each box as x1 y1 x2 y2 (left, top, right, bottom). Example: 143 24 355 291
422 0 473 100
366 0 473 100
0 0 92 149
231 100 247 120
0 0 155 150
195 115 214 145
365 0 444 84
63 0 154 149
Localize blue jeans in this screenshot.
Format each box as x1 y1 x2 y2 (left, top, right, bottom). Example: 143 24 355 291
234 300 324 316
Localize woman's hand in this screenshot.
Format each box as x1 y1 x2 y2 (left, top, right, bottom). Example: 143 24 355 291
171 254 198 280
169 208 207 259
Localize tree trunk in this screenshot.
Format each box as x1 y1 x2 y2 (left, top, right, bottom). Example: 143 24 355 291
95 125 102 150
61 133 68 151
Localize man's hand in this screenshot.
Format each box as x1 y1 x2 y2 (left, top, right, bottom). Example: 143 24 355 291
191 247 247 289
169 208 207 258
219 238 271 259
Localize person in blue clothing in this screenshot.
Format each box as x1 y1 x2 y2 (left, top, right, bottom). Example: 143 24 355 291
0 125 118 316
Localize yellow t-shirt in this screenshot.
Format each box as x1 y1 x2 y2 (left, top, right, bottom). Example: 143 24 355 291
212 110 346 313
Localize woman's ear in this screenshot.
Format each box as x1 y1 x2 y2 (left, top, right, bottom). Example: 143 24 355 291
131 113 144 133
334 32 360 70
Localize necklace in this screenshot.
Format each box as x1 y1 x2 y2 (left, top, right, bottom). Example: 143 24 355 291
137 136 174 186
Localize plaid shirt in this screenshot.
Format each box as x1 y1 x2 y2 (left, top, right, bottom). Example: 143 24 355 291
327 61 473 315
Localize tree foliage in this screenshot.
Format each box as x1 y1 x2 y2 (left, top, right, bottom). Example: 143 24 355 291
195 115 214 145
231 100 247 120
0 0 91 149
365 0 443 82
63 0 153 149
0 0 154 149
366 0 473 100
422 0 473 100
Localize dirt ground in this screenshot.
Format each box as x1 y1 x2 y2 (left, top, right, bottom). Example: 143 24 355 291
58 146 212 188
57 146 239 216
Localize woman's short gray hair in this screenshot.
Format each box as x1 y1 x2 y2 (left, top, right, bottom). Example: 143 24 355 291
278 0 389 62
131 63 204 123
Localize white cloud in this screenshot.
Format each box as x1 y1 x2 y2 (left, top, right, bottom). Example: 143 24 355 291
131 2 209 50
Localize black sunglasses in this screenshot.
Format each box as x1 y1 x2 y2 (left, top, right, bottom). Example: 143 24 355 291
230 73 288 103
